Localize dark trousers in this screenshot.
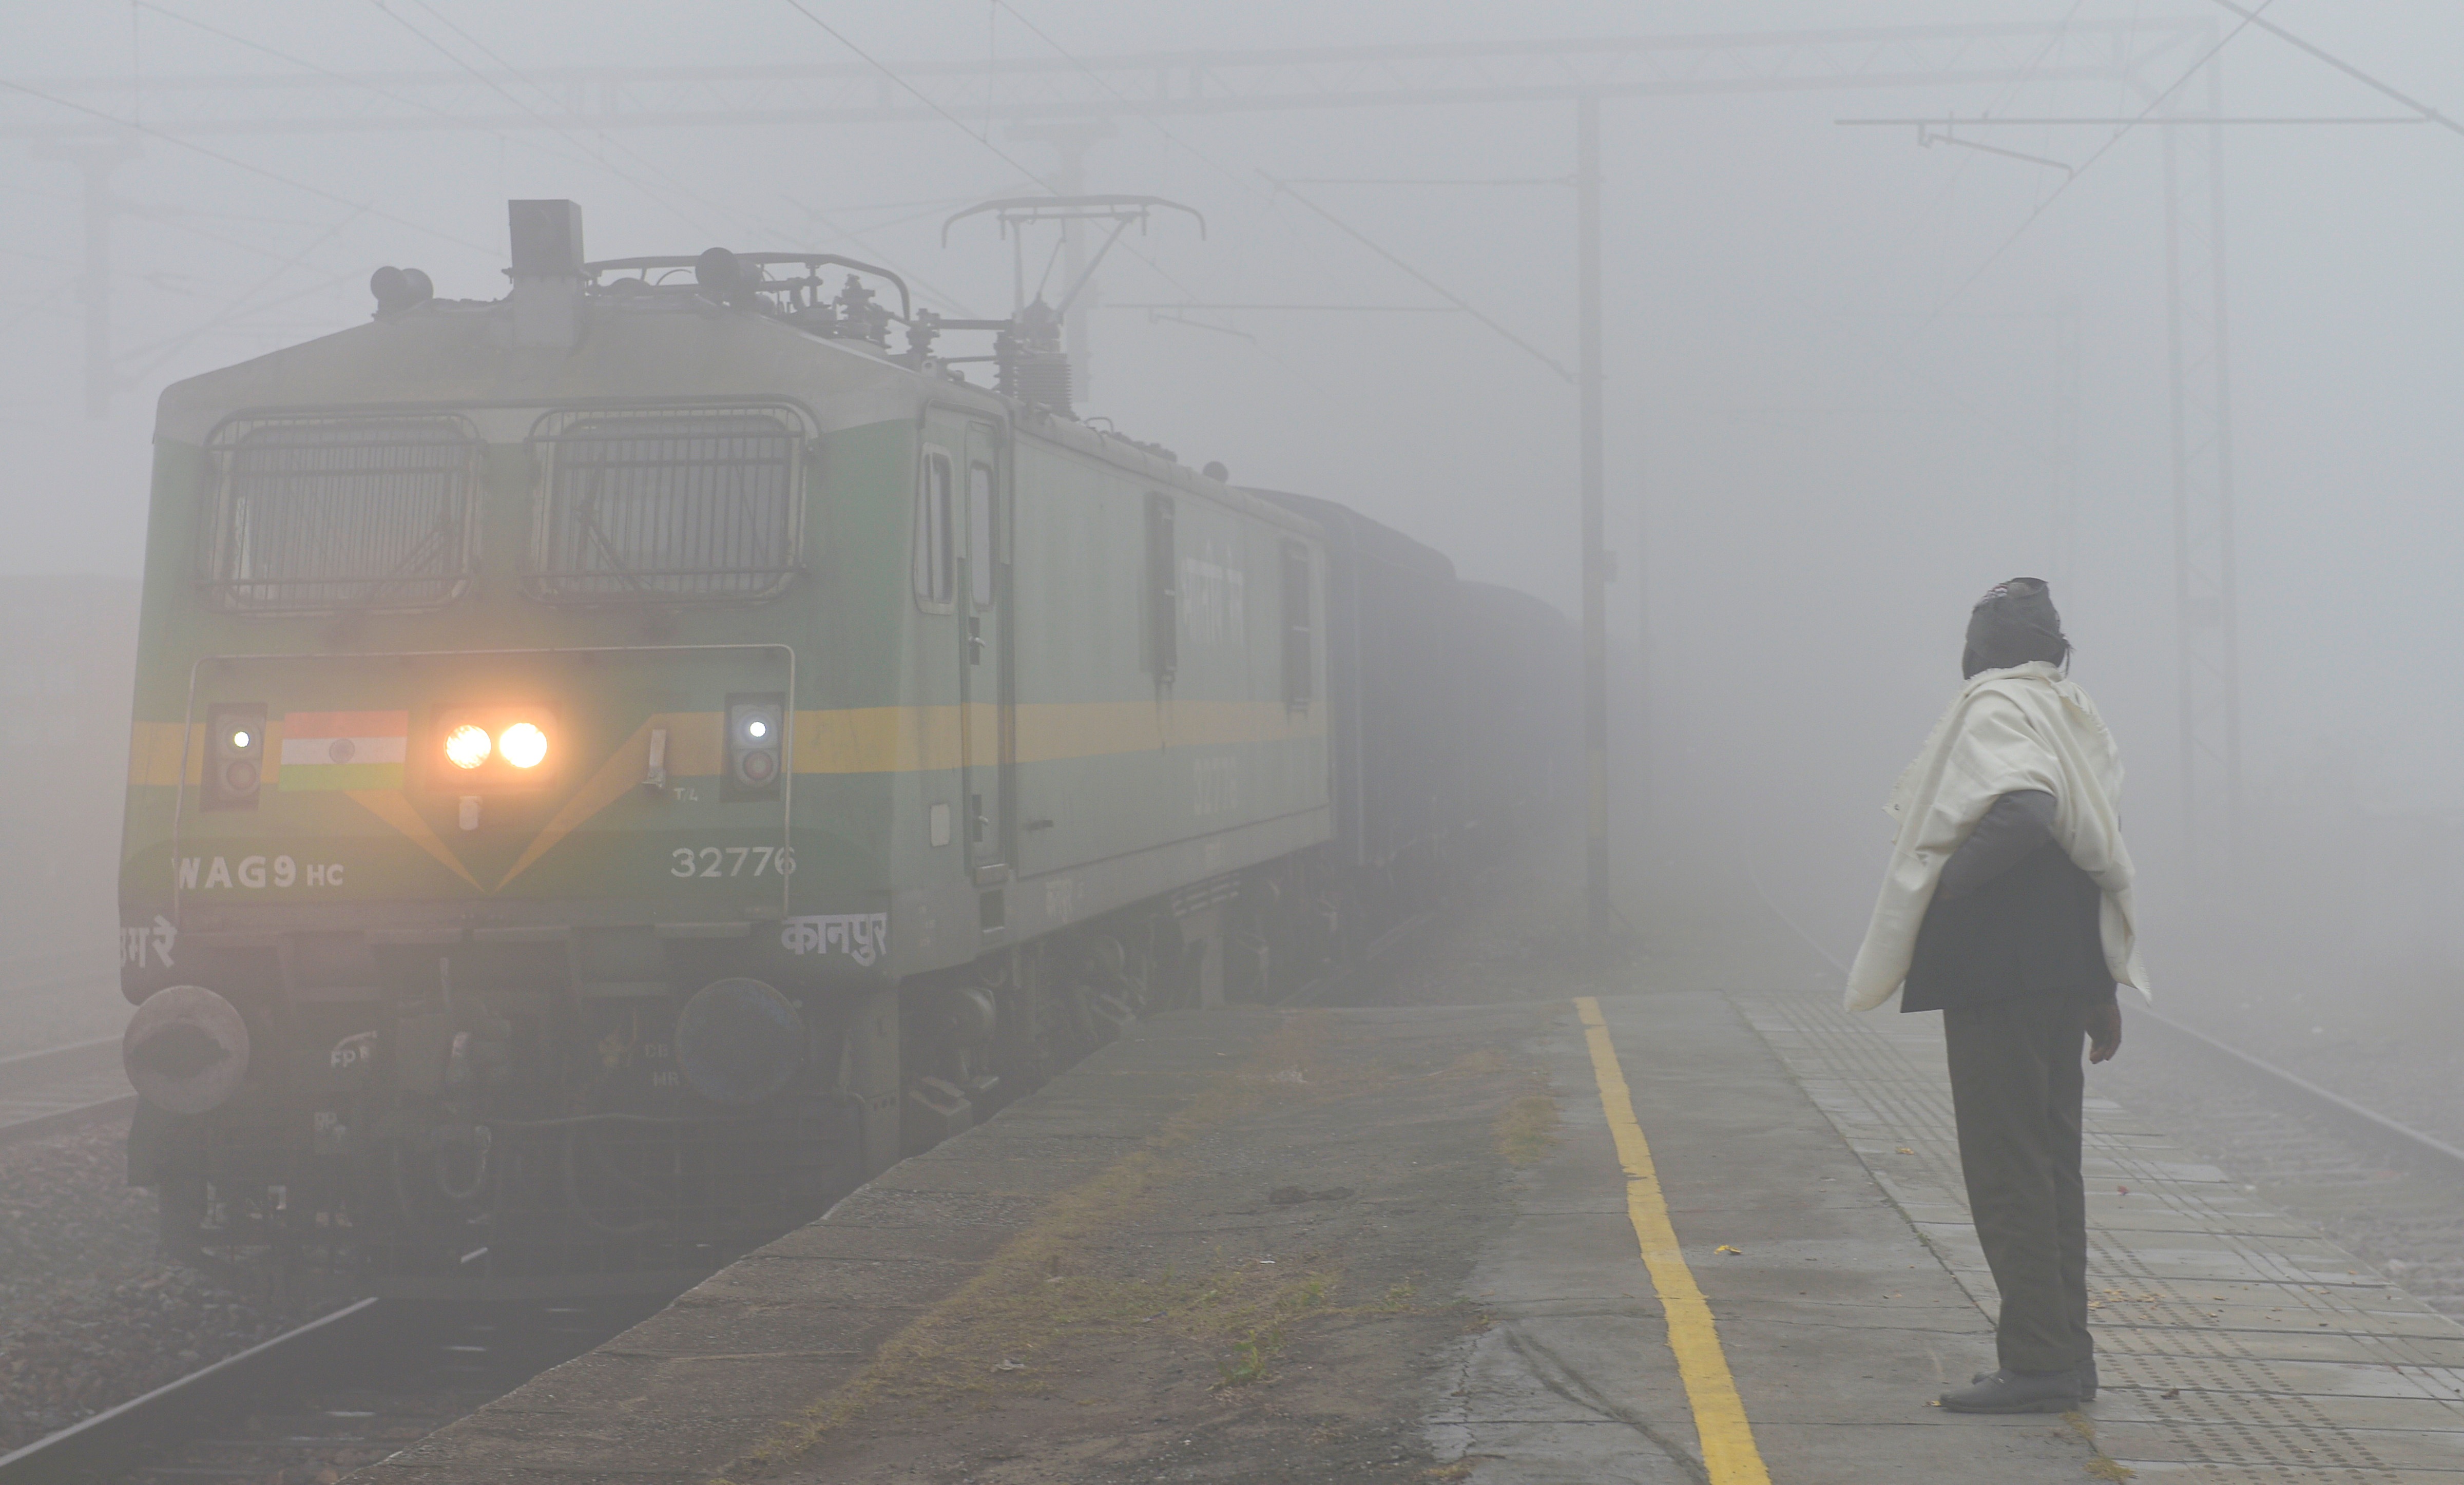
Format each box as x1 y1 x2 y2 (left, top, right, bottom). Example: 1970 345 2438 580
1943 994 2091 1374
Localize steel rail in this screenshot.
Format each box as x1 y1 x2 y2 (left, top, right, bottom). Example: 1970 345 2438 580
0 1032 119 1070
0 1035 136 1145
2130 1006 2464 1183
0 1297 386 1482
1746 870 2464 1182
0 1092 137 1146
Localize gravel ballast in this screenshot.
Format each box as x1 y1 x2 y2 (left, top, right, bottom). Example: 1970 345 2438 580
0 1117 335 1454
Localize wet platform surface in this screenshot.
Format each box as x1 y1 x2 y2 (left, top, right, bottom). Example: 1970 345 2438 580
357 988 2464 1484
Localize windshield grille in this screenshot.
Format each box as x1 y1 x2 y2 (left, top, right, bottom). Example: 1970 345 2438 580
529 408 805 602
199 417 480 614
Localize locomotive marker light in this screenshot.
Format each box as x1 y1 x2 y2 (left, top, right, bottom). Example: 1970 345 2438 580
204 703 264 809
123 984 251 1115
727 695 784 794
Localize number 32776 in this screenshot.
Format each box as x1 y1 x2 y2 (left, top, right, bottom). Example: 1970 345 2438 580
670 846 796 878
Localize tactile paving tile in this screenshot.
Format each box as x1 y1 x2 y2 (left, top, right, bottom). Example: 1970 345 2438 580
1734 990 2464 1484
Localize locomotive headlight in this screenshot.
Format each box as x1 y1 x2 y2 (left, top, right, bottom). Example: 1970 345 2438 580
444 723 492 769
497 722 548 770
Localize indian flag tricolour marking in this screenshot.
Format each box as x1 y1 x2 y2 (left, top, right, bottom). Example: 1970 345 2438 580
279 711 408 790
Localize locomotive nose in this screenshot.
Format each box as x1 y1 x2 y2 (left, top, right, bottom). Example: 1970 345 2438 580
124 985 252 1115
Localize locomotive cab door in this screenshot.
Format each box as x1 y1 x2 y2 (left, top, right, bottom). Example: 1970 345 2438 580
958 421 1011 887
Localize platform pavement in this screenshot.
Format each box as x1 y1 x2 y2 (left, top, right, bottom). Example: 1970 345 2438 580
1741 990 2464 1482
350 984 2461 1484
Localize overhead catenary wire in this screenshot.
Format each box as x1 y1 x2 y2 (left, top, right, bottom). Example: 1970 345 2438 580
1277 177 1568 187
774 0 1051 188
392 0 817 254
357 0 750 241
137 0 757 245
2208 0 2464 141
769 0 1346 394
994 1 1268 205
1913 0 2280 330
1111 301 1458 313
1262 172 1571 383
0 73 491 257
116 207 366 382
993 0 1528 394
1871 0 2089 270
120 269 363 379
355 1 934 310
768 0 1129 315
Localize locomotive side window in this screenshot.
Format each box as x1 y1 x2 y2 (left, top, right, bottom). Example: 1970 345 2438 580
528 406 805 602
1144 491 1177 683
1281 540 1313 708
914 450 955 609
968 462 995 610
199 415 481 613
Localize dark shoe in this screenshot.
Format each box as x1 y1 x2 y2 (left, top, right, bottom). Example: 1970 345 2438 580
1940 1367 2081 1414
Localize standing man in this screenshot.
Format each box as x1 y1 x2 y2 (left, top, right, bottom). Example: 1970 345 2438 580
1846 578 2149 1414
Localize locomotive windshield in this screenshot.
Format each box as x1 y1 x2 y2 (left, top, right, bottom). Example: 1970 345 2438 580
527 406 804 602
199 414 481 614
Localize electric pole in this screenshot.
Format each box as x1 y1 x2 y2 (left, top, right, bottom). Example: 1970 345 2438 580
1577 94 1610 946
32 137 137 418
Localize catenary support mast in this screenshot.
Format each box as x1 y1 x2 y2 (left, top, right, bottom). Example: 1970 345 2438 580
1576 94 1609 942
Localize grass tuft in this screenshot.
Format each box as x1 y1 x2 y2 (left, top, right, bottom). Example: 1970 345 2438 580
2064 1410 2136 1481
1495 1094 1562 1165
1214 1324 1284 1387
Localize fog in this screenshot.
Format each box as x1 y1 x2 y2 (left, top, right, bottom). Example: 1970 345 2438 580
6 2 2463 1043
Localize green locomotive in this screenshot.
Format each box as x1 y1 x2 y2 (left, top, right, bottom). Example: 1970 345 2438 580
116 200 1565 1300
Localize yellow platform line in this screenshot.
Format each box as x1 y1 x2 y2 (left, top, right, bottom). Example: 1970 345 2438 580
1575 996 1773 1485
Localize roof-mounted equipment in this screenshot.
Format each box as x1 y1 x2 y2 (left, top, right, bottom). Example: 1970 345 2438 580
941 195 1205 419
585 250 912 345
369 265 433 317
508 198 586 349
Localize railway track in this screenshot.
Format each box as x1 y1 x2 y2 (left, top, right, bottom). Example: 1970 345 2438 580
2126 1005 2464 1183
0 1293 660 1483
0 1036 134 1145
1746 872 2464 1185
0 1038 670 1482
3 910 2455 1481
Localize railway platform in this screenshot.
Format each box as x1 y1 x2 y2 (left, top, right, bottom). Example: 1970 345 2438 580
360 986 2464 1485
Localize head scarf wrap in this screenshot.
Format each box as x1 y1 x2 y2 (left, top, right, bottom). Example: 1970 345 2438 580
1962 576 2069 679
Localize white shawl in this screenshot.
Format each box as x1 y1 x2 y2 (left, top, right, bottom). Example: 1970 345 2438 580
1844 661 2150 1012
